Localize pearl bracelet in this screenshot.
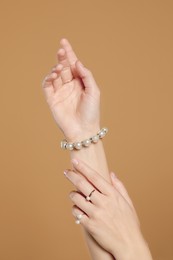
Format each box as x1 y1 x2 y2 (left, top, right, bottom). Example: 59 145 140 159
60 127 108 151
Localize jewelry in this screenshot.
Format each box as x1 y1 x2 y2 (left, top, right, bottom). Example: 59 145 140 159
75 214 83 224
86 189 95 202
61 127 108 151
75 219 81 224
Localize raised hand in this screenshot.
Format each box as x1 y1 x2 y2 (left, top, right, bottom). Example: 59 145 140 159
42 39 100 141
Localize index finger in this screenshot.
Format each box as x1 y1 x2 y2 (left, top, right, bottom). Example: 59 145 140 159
60 38 78 65
71 159 113 195
60 38 78 76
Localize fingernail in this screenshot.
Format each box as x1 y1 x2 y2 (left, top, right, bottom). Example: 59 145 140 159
71 159 79 165
111 172 117 179
64 170 68 176
69 192 75 198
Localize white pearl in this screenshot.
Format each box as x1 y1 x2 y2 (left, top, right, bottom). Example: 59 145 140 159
66 143 74 150
92 135 99 143
77 214 83 220
74 142 82 150
82 139 91 147
86 196 91 201
99 130 106 138
103 127 108 133
75 219 80 224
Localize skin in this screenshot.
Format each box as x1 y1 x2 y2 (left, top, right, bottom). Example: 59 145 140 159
42 38 152 260
64 159 153 260
42 39 100 141
42 38 115 260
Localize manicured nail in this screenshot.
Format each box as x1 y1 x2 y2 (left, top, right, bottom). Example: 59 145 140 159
69 192 75 198
71 159 79 165
111 172 117 179
64 170 68 176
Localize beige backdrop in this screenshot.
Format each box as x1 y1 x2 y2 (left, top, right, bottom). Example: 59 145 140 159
1 0 173 259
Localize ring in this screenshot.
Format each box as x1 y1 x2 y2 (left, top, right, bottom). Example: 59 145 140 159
86 189 95 202
75 214 83 225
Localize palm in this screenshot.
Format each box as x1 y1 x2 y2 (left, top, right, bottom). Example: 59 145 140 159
50 77 99 139
43 40 100 140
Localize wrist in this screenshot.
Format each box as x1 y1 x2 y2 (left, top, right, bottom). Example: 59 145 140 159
63 125 101 143
61 127 108 151
112 236 152 260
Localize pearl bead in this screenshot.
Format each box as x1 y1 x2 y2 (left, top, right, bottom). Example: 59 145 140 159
66 143 74 150
77 214 83 220
75 219 80 224
82 139 91 147
99 130 106 138
92 135 99 143
60 128 108 151
102 127 108 134
60 140 67 149
86 196 91 201
74 142 82 150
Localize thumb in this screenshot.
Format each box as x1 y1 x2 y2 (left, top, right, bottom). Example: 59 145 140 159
75 60 100 95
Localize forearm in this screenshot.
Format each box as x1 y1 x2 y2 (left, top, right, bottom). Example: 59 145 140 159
43 38 114 259
111 234 152 260
70 140 109 180
69 134 114 260
84 231 114 260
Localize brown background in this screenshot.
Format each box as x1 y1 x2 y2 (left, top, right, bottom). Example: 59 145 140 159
0 0 173 259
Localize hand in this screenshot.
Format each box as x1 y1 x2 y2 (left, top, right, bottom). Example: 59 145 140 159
64 159 152 259
42 39 100 141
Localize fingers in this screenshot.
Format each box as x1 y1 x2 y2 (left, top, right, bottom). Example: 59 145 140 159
60 38 78 69
110 172 134 209
60 38 100 95
71 159 113 195
75 60 100 95
51 64 63 91
69 191 95 217
43 38 99 97
57 48 73 84
64 169 103 205
60 38 78 78
42 64 63 98
42 72 57 99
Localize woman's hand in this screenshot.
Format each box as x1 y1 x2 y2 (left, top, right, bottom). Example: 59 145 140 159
64 159 152 260
42 39 100 141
